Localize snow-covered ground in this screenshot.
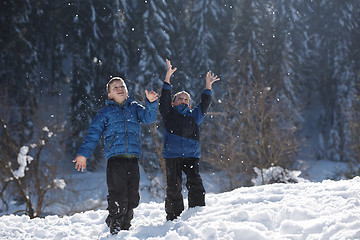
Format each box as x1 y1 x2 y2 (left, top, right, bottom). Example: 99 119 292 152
1 175 360 239
0 143 354 239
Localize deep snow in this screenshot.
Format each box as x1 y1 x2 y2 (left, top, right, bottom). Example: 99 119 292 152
1 176 360 240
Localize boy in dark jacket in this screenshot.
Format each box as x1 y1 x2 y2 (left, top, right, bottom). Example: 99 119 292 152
73 77 158 234
159 59 220 221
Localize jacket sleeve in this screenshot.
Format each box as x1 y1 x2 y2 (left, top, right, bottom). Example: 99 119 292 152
192 89 212 125
136 99 158 124
159 82 172 119
77 109 107 159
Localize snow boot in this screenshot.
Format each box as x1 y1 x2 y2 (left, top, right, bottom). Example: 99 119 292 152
106 200 127 234
106 216 123 235
121 209 133 230
166 212 181 221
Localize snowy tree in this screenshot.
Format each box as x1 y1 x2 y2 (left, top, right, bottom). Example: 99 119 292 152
0 1 40 144
96 0 130 79
203 0 299 189
136 0 173 92
125 0 146 77
161 0 191 93
347 87 360 177
325 1 359 163
186 0 231 96
345 2 360 176
297 1 359 162
267 0 301 105
32 1 69 93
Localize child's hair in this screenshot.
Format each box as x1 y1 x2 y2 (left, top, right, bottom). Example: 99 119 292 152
173 91 191 105
106 77 125 93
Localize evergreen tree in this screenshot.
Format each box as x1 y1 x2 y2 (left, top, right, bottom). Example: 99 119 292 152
0 0 47 144
67 0 105 169
136 0 173 93
268 0 300 105
326 1 359 162
298 1 359 162
187 0 231 96
203 0 299 187
96 0 129 80
0 0 72 209
347 4 360 167
33 1 69 93
126 0 146 79
163 0 191 93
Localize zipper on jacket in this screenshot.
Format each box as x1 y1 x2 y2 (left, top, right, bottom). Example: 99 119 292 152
135 134 141 146
180 128 184 157
122 106 128 153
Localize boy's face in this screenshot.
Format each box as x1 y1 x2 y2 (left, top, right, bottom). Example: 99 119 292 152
173 93 190 107
108 80 128 104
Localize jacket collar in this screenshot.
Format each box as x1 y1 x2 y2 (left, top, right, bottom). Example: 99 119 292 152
106 95 133 107
174 103 190 115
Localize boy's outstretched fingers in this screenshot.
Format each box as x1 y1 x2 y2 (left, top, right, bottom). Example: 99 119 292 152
145 90 158 102
166 59 176 72
73 156 86 172
165 59 177 84
206 71 220 83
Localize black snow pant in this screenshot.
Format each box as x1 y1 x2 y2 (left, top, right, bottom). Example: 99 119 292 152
105 156 140 232
165 157 205 220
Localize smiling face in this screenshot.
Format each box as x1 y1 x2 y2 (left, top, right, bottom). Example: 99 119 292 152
107 79 128 104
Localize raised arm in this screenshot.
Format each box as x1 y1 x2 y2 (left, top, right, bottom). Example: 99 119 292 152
164 59 177 84
136 99 158 124
160 59 176 118
191 71 220 124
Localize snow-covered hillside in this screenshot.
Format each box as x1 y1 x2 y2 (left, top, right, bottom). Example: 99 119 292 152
1 177 360 240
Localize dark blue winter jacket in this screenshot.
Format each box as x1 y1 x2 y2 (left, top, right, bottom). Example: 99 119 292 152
159 82 212 159
77 96 158 160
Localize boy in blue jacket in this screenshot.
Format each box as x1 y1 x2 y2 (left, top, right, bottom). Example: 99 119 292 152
159 59 220 221
73 77 158 234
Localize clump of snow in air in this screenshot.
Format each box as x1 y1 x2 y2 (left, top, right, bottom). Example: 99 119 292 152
12 146 34 179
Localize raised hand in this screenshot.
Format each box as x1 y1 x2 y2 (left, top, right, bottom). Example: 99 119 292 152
165 59 177 84
206 71 220 90
145 90 159 103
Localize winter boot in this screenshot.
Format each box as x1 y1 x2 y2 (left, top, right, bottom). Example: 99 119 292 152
121 209 133 230
106 216 124 235
166 212 181 221
106 201 127 234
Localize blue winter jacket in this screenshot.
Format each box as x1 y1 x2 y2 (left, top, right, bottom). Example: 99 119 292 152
77 96 158 160
159 82 212 159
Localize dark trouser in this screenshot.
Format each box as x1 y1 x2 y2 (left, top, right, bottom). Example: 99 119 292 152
165 158 205 220
105 156 140 231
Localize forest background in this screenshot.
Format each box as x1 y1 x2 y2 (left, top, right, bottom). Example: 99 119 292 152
0 0 360 218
